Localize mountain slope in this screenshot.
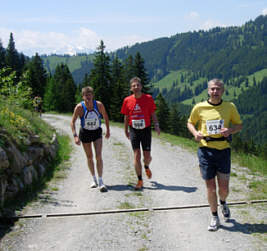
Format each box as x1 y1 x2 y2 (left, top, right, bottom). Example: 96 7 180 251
114 15 267 82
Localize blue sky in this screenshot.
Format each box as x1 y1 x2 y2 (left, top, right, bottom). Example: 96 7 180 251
0 0 266 56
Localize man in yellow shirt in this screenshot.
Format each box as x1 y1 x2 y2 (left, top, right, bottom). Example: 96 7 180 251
187 78 242 231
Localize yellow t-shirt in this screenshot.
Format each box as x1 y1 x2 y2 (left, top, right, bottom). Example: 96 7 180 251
188 100 242 150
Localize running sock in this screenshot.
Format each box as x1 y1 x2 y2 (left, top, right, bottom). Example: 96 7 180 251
220 200 226 205
93 175 97 183
212 211 218 217
144 165 149 169
98 177 103 186
137 175 142 181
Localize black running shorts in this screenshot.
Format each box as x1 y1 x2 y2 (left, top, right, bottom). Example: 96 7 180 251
79 127 102 143
129 126 151 151
198 147 231 180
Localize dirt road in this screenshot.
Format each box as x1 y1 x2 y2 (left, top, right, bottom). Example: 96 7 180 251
0 114 266 251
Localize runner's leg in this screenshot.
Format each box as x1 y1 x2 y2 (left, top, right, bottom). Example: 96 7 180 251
134 149 142 177
94 137 108 191
93 137 103 177
82 142 95 176
217 174 231 220
142 127 152 178
143 151 152 166
217 175 229 201
205 178 218 213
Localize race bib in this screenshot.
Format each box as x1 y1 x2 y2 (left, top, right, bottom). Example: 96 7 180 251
84 111 100 130
206 119 224 135
132 119 145 129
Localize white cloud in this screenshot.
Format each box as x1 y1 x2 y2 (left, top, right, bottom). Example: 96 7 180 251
0 28 101 56
0 27 151 56
262 8 267 15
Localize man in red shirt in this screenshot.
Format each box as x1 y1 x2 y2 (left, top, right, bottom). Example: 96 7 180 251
121 77 160 190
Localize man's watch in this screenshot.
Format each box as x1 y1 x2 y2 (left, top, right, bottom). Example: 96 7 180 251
73 133 78 137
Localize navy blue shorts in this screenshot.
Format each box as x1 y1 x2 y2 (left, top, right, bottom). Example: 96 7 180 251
79 127 102 143
197 147 231 180
129 126 151 151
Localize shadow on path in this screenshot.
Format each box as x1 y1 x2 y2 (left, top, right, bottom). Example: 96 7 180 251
107 181 197 193
107 184 133 191
221 219 267 234
146 181 198 192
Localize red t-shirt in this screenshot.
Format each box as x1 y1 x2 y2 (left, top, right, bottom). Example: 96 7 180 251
121 94 156 128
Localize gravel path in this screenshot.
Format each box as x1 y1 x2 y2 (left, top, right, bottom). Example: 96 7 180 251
0 114 266 251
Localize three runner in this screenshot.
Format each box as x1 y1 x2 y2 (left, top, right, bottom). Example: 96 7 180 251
71 78 243 233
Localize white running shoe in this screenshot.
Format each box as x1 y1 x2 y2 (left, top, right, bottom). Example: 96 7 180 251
90 181 98 188
221 203 231 222
99 184 108 192
208 216 220 231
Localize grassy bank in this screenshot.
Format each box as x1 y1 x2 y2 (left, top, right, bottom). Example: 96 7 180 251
0 100 54 150
0 100 72 211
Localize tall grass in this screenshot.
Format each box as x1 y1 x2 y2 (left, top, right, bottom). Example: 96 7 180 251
0 100 54 149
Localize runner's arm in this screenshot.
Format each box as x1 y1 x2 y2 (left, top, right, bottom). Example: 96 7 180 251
220 124 242 137
97 101 110 139
151 112 160 135
124 115 130 139
70 105 81 145
187 122 204 142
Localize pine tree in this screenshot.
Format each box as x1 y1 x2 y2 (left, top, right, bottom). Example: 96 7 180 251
75 83 83 104
43 77 57 112
89 40 111 114
63 77 77 112
133 52 150 93
27 53 47 97
253 76 256 86
155 93 170 132
168 104 189 137
123 55 135 87
81 73 90 88
168 104 181 135
5 33 20 74
47 63 76 113
0 40 5 68
109 57 127 122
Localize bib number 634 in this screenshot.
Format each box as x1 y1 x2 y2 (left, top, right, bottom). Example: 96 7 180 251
206 119 224 135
